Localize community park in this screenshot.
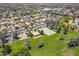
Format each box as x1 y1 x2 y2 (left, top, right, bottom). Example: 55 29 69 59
10 29 79 56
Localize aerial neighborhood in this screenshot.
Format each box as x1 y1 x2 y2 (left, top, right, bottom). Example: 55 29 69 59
0 3 79 56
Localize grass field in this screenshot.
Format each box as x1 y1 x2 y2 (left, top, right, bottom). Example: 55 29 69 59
10 30 79 56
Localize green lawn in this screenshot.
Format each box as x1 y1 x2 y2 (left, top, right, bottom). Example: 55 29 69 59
10 30 79 56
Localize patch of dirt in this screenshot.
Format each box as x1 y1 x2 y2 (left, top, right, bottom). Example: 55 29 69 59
62 47 75 56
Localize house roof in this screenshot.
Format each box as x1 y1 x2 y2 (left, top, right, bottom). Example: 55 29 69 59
32 31 40 36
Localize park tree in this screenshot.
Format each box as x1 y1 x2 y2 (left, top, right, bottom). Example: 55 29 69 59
67 37 79 48
40 30 44 35
38 30 44 35
2 45 12 55
38 40 45 48
70 25 77 30
56 26 61 33
63 27 68 34
29 31 33 37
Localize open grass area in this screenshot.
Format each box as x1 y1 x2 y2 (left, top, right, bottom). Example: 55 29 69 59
10 30 79 56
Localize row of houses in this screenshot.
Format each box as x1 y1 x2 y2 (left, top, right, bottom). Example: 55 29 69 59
0 7 75 41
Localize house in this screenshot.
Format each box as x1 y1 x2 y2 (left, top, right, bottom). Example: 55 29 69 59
25 21 30 26
32 31 40 38
18 31 28 40
43 8 52 11
39 18 46 22
74 18 79 24
69 18 79 27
